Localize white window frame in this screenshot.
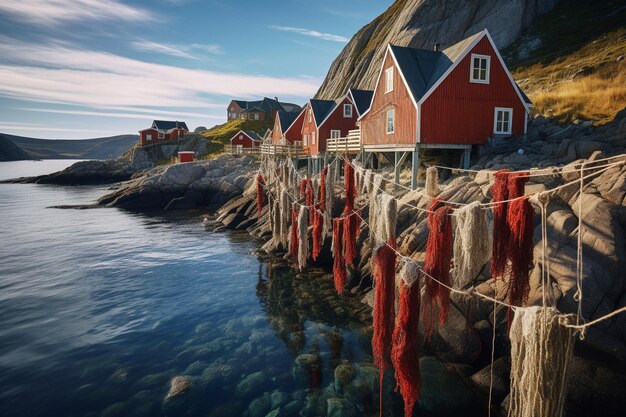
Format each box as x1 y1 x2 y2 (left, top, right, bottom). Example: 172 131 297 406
385 67 394 93
386 108 394 134
330 130 341 139
311 131 316 145
146 134 152 141
343 104 352 118
239 134 243 140
308 110 312 123
493 107 513 135
158 132 164 139
254 113 259 120
303 134 308 146
470 53 490 84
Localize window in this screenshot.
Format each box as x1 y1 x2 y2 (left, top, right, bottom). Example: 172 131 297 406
158 132 164 139
303 134 308 146
254 113 259 120
330 130 341 139
493 108 513 135
385 67 394 93
470 54 490 83
308 109 312 123
312 131 316 145
230 107 234 111
146 134 152 141
343 104 352 118
386 109 394 134
241 114 245 120
239 134 243 140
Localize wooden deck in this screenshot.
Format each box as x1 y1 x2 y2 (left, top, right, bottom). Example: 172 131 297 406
326 129 361 154
224 145 261 156
260 143 308 159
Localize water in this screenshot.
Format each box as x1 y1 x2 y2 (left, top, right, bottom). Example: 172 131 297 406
0 161 484 417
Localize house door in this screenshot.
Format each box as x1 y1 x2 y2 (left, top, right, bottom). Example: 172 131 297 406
236 145 243 154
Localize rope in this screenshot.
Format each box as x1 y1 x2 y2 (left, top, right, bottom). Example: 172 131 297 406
258 156 626 332
574 161 586 336
427 153 626 175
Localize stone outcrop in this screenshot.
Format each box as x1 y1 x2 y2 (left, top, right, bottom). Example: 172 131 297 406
95 155 256 210
315 0 558 99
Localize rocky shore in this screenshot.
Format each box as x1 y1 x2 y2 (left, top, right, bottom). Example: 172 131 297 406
206 113 626 415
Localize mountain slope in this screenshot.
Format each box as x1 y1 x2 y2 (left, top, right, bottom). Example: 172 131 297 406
3 133 138 160
0 135 33 161
315 0 558 100
504 0 626 124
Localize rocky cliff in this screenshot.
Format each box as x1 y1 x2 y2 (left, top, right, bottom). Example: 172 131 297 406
315 0 558 99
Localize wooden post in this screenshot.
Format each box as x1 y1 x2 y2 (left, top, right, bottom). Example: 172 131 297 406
463 146 471 169
307 157 311 177
411 147 419 190
394 152 401 185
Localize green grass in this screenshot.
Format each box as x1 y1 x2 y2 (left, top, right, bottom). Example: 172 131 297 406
504 0 626 124
198 119 272 159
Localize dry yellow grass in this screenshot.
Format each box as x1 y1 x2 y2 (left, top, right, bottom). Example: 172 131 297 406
530 63 626 124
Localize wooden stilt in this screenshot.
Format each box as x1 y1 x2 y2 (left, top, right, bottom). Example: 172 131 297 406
463 146 471 169
411 148 419 190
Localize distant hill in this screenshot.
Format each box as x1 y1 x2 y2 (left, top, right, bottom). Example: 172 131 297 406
0 133 138 160
0 135 33 161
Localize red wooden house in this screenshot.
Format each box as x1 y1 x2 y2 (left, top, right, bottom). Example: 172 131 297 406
359 29 531 184
270 110 305 145
139 120 189 146
229 130 262 153
300 92 361 157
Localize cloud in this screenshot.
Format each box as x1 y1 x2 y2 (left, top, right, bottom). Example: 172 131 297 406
19 107 224 121
0 37 320 110
0 0 155 25
269 26 349 43
131 40 224 60
0 123 105 133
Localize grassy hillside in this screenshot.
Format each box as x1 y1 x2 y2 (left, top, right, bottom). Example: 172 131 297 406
504 0 626 125
4 133 138 159
198 119 272 158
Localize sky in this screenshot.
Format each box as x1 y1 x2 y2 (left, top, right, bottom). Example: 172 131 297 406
0 0 391 139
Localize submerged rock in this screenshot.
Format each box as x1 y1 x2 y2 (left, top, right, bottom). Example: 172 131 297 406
236 371 269 399
165 376 192 400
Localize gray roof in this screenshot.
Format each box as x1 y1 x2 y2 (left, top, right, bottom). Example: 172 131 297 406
244 131 263 141
277 111 301 132
309 99 336 126
515 83 532 104
389 31 484 103
349 89 374 115
280 103 302 112
152 120 189 131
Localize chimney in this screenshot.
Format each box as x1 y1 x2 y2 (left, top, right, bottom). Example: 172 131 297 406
274 96 279 103
433 42 440 52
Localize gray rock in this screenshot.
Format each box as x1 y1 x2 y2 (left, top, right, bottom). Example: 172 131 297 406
291 353 322 386
470 356 511 400
245 392 271 417
236 371 268 399
326 398 358 417
165 376 192 400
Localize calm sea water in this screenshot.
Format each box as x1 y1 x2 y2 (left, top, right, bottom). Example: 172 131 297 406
0 160 483 417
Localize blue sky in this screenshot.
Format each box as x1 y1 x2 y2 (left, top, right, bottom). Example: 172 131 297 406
0 0 390 139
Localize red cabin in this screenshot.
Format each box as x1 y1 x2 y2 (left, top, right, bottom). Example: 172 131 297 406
300 93 360 157
139 120 189 146
177 151 195 163
270 110 305 145
229 130 262 153
360 29 531 153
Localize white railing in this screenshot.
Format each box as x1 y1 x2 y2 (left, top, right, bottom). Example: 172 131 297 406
224 145 261 156
260 143 307 158
326 128 361 153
